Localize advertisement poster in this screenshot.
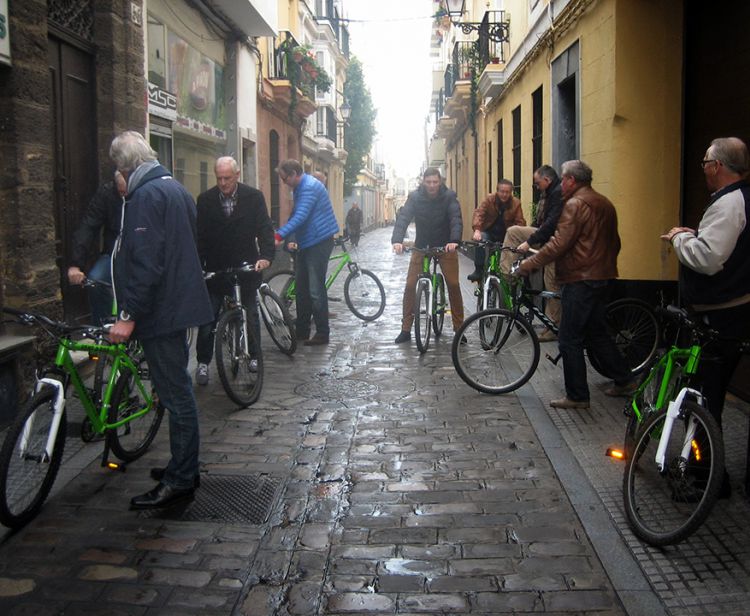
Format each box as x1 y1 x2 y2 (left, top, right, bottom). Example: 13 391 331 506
168 32 226 139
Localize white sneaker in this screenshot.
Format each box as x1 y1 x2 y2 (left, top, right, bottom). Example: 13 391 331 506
195 362 209 385
249 359 258 373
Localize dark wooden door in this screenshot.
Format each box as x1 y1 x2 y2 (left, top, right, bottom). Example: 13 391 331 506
48 36 98 322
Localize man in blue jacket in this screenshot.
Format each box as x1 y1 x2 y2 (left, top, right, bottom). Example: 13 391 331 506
109 131 213 510
275 160 339 345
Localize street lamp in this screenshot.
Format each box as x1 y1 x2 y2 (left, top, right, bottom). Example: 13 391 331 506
443 0 510 43
340 99 351 123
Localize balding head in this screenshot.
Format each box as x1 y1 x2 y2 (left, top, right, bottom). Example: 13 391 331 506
703 137 749 192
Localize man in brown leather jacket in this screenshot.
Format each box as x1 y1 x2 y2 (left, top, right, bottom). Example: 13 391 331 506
518 160 635 409
467 179 526 281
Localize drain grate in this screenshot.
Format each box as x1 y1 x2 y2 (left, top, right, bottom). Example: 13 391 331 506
140 474 280 524
295 377 378 401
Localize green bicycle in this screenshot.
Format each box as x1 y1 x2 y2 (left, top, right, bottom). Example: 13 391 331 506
615 305 742 546
404 246 450 354
0 307 163 529
266 236 386 322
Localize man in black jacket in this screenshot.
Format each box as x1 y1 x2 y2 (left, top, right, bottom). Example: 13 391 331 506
391 167 463 344
109 131 213 510
67 170 126 324
502 164 564 341
194 156 275 385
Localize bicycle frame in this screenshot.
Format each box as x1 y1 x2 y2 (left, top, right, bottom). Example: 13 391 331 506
282 248 355 301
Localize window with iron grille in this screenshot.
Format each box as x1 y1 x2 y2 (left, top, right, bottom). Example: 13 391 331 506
532 86 543 202
512 106 521 198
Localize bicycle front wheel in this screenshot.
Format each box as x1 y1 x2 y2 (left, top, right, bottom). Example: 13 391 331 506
432 274 446 337
107 356 165 462
344 269 386 321
590 299 660 378
623 400 724 546
414 281 432 354
258 285 297 355
452 309 540 394
215 309 263 407
0 385 66 529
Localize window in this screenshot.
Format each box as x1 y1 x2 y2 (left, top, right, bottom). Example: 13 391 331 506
552 41 579 168
532 86 543 202
487 142 493 194
147 15 167 88
512 105 521 198
270 130 280 226
496 119 504 182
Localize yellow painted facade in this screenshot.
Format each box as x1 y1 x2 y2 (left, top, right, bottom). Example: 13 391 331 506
441 0 684 282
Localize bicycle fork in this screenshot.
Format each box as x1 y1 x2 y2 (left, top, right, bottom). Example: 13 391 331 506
20 378 66 463
655 387 704 473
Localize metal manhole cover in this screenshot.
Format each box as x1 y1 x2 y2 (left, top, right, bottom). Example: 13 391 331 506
140 474 280 524
295 377 378 401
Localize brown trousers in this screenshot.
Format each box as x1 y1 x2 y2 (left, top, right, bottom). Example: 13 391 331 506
401 250 464 332
501 225 561 326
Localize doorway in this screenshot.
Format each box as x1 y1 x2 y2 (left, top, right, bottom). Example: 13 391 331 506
49 34 98 322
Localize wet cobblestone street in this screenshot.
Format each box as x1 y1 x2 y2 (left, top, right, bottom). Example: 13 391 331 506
0 226 749 615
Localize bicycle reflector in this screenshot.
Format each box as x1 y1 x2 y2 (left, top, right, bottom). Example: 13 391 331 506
88 353 100 361
691 439 702 462
606 447 626 461
106 461 125 472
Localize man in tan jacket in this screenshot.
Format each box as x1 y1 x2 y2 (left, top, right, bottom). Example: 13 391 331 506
518 160 635 410
467 179 526 281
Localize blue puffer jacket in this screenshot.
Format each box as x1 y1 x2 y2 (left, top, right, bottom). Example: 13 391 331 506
114 164 213 339
277 174 339 249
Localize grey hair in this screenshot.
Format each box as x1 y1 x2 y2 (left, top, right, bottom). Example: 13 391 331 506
560 160 593 184
708 137 750 175
109 131 157 173
215 156 239 173
534 164 559 182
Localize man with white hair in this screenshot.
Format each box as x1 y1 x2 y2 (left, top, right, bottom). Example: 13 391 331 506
663 136 750 429
194 156 275 385
518 160 635 410
109 130 212 510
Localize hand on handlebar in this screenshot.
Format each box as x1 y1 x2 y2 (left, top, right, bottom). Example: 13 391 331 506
472 230 482 242
445 243 458 253
68 266 86 285
392 243 404 255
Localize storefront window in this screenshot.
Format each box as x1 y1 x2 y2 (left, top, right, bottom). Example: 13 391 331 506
173 131 223 198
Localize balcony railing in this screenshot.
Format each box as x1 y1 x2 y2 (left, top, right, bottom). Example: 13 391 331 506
435 87 445 124
477 11 506 65
452 41 475 83
270 31 300 80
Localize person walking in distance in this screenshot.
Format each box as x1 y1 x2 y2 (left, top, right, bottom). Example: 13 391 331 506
391 167 464 344
193 156 275 386
108 131 213 510
345 202 363 247
517 160 636 409
67 170 127 325
275 160 339 346
467 178 525 283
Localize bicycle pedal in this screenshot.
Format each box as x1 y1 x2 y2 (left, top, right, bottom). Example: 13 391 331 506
329 297 342 302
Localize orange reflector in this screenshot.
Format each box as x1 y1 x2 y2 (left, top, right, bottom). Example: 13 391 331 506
691 439 701 462
606 447 626 460
106 462 121 470
89 354 100 361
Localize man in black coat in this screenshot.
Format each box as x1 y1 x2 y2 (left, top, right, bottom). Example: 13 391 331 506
194 156 275 385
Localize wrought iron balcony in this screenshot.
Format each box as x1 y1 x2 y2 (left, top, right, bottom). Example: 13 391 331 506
270 31 300 81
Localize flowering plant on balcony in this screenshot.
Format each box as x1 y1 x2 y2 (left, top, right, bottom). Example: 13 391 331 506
286 45 332 98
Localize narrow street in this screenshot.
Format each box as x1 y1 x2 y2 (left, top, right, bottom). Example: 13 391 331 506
1 226 749 615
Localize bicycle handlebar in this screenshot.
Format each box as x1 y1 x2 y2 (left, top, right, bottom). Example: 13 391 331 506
204 263 257 280
2 307 108 339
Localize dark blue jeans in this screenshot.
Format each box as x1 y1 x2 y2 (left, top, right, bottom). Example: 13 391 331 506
295 237 334 339
196 278 260 365
558 280 631 401
140 331 200 490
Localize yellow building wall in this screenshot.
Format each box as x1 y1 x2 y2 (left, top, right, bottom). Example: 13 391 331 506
478 0 683 281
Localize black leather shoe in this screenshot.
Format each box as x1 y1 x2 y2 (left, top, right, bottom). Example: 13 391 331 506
130 483 195 510
394 331 411 344
150 467 201 488
303 334 329 346
467 270 483 282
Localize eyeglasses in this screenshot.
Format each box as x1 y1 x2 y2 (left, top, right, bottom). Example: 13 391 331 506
700 159 717 168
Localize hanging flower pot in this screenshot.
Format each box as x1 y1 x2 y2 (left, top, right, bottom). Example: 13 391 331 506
292 50 303 63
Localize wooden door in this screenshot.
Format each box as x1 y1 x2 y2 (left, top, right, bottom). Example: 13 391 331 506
49 35 98 322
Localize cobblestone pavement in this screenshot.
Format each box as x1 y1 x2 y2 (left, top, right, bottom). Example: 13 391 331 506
0 226 746 615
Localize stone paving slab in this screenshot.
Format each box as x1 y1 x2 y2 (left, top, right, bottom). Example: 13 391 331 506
0 227 682 615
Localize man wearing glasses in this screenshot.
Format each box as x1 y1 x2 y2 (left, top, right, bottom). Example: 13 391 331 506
662 137 750 433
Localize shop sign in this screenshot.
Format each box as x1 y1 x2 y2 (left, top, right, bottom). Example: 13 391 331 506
167 31 226 139
148 82 177 121
0 0 10 67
